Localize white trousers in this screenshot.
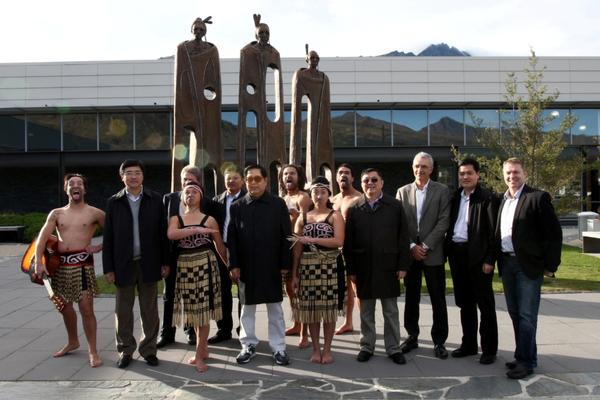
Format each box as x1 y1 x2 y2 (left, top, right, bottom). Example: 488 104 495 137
239 302 286 353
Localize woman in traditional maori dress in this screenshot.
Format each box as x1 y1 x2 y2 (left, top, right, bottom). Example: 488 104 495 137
292 176 345 364
167 181 227 372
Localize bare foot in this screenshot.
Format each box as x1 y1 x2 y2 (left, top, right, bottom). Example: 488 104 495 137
89 353 103 368
285 323 301 336
334 323 353 335
298 336 310 349
310 350 321 364
188 357 196 365
195 359 209 373
321 351 334 364
53 341 80 357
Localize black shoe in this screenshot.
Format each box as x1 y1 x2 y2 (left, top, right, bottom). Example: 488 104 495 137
451 347 478 358
400 336 418 354
144 354 159 366
389 352 406 365
479 353 497 365
505 360 518 369
157 335 175 348
117 354 132 369
186 331 197 345
434 344 448 359
506 364 533 379
208 332 232 344
357 350 373 362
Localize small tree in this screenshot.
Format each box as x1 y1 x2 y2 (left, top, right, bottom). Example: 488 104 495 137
454 50 582 213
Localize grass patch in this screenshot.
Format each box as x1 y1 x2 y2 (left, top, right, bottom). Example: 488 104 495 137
0 213 47 242
94 245 600 295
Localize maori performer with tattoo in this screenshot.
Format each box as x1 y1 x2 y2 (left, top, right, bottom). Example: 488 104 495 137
35 173 105 367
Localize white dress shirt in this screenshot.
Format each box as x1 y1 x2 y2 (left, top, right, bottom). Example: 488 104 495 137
500 185 524 253
223 190 242 243
452 190 470 243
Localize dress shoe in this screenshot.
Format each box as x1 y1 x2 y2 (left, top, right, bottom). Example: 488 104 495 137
506 364 533 379
186 330 197 345
505 360 518 369
208 332 232 344
157 335 175 348
400 336 418 354
434 344 449 359
451 347 478 358
144 354 159 366
117 354 132 369
389 352 406 365
479 353 497 365
356 350 373 362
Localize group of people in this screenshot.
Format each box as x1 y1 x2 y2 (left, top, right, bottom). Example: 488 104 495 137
33 151 562 380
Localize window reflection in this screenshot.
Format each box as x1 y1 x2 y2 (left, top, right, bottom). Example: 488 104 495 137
571 109 599 145
356 110 391 147
0 115 25 152
429 109 464 146
332 110 355 147
63 113 97 151
393 110 427 146
27 114 61 151
99 113 133 150
465 110 499 145
245 112 257 149
136 112 170 150
541 109 570 143
221 111 237 150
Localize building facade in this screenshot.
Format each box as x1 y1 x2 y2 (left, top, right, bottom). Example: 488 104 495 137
1 56 599 212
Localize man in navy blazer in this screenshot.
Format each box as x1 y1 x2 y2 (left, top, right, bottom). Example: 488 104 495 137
496 157 562 379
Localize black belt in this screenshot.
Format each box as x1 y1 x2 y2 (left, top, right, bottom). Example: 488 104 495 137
502 252 516 257
451 241 468 247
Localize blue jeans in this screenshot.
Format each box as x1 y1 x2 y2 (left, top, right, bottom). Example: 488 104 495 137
501 255 543 369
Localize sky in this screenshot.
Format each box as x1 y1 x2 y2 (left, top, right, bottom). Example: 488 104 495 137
2 0 599 63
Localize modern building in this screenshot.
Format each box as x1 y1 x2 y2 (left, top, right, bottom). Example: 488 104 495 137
1 56 599 212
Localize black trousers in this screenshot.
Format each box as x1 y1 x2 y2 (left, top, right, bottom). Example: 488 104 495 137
215 258 234 334
403 260 449 345
448 243 498 355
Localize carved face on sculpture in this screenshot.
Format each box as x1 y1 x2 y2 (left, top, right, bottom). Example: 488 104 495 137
255 23 270 45
306 51 320 69
192 19 207 40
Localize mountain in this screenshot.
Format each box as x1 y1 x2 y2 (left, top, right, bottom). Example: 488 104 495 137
380 43 470 57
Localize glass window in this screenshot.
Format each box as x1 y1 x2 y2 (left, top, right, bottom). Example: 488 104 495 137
392 110 428 146
99 113 133 150
356 109 391 147
332 110 355 147
136 112 170 150
429 109 464 146
27 114 61 151
571 109 599 145
465 109 499 145
221 111 237 150
0 115 25 152
542 109 570 143
63 113 97 151
245 112 257 150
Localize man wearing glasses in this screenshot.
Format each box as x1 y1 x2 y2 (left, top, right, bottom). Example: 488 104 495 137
343 168 410 365
227 164 292 366
396 152 451 359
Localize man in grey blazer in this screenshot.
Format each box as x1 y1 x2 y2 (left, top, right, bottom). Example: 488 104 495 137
396 152 451 359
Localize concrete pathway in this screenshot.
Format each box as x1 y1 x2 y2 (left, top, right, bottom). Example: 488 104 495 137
1 235 600 399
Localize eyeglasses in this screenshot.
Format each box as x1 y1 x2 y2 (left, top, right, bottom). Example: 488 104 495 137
123 171 143 177
361 177 379 184
246 176 264 184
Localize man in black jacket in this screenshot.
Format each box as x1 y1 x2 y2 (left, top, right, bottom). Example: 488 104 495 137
157 165 218 348
496 157 562 379
445 158 498 365
208 164 246 344
103 160 170 369
344 168 410 365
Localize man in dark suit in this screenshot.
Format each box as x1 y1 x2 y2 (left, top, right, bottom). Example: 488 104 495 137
445 158 498 365
396 152 451 359
208 164 246 344
344 168 410 365
103 159 170 369
497 157 562 379
228 164 292 366
157 165 218 348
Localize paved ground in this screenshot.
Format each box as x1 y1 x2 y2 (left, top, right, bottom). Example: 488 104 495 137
1 227 600 399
